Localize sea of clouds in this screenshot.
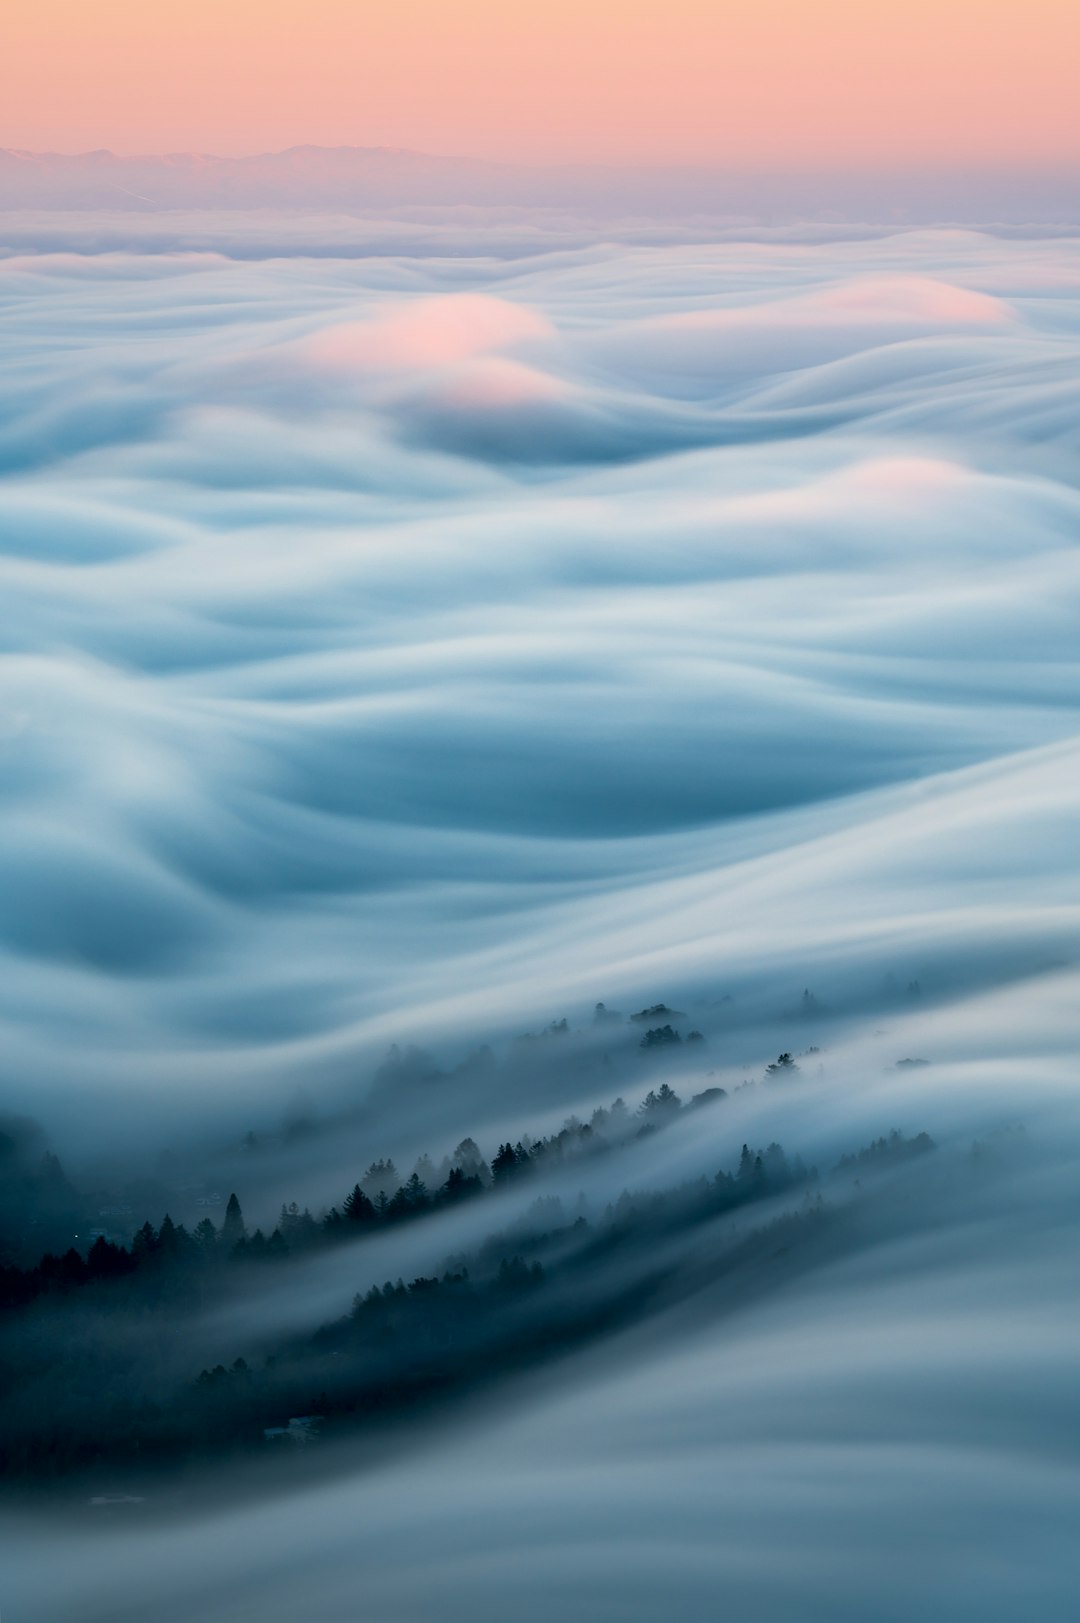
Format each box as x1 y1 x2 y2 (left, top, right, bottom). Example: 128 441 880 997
1 222 1078 1140
2 214 1079 1618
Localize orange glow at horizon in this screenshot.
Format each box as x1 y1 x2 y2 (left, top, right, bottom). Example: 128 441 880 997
3 0 1079 168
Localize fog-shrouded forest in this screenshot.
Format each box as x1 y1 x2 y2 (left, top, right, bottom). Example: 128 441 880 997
2 199 1080 1623
0 1017 940 1484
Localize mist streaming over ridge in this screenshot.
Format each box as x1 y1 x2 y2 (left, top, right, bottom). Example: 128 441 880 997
2 216 1079 1620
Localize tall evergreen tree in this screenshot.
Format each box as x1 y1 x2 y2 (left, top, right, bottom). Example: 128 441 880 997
131 1220 158 1264
403 1171 429 1210
222 1192 245 1247
491 1143 518 1184
440 1165 482 1204
343 1184 377 1226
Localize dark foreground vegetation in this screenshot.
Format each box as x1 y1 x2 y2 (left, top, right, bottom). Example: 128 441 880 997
0 1080 713 1314
0 1054 935 1487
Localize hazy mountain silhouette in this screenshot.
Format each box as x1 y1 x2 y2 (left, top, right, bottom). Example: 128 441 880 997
3 145 1079 221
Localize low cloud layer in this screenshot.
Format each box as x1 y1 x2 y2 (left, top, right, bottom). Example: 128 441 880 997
1 217 1079 1618
1 226 1078 1147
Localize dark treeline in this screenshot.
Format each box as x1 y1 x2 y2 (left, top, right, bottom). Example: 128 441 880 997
0 1079 717 1318
835 1129 935 1174
0 1120 937 1483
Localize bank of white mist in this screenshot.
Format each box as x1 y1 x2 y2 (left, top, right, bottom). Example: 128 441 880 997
1 218 1079 1620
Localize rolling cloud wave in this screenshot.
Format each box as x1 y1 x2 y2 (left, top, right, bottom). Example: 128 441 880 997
2 218 1079 1620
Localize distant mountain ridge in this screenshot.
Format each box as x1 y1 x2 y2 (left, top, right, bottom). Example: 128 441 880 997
2 145 1078 223
0 144 509 209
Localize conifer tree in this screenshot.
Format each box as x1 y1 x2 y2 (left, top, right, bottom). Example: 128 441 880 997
222 1192 246 1247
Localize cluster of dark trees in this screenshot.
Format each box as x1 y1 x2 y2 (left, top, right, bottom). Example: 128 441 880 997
0 1079 719 1317
0 1046 833 1332
0 1194 247 1314
834 1129 935 1175
0 1116 938 1484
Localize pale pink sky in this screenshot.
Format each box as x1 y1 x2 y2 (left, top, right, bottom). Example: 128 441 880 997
3 0 1079 167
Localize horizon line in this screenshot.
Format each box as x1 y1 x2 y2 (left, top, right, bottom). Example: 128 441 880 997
5 144 1080 179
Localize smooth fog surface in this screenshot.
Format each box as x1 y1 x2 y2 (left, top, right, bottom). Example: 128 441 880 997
2 227 1080 1142
2 221 1080 1617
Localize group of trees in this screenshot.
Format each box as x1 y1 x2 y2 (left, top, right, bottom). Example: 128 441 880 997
6 1062 845 1319
833 1129 935 1176
130 1130 878 1472
185 1123 934 1474
0 1117 938 1482
0 1193 249 1313
0 1100 594 1311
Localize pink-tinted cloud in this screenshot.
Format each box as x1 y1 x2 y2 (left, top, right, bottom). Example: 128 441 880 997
301 295 553 376
589 276 1011 391
652 277 1009 336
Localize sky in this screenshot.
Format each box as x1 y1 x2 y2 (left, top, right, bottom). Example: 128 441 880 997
3 0 1080 167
